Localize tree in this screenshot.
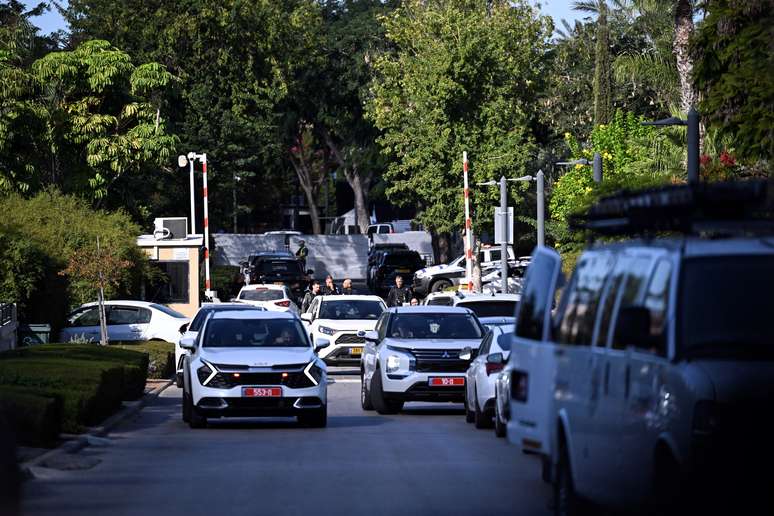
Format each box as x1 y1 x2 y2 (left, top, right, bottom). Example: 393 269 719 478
673 0 696 112
692 0 773 161
368 0 552 241
288 124 330 235
574 1 613 125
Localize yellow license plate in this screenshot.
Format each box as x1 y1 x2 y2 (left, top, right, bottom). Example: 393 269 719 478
274 282 284 285
350 347 363 356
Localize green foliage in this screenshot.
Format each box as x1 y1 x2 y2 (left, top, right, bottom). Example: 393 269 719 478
692 0 774 161
592 3 612 125
112 340 174 380
368 0 552 234
0 386 62 445
0 231 47 316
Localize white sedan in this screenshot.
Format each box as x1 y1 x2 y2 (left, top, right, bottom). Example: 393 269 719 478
463 324 514 429
236 284 299 313
180 310 329 428
59 300 188 344
300 295 386 366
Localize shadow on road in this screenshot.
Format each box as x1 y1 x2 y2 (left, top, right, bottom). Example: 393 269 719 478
400 406 465 416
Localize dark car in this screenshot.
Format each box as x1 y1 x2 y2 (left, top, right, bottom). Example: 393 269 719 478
371 250 425 295
242 253 311 302
367 243 409 289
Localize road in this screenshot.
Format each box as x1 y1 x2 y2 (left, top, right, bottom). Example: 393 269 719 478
22 376 552 516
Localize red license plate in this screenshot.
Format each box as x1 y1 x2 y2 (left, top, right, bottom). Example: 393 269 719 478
242 387 281 397
428 377 465 387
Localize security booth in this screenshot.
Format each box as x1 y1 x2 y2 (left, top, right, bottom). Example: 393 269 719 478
136 218 203 318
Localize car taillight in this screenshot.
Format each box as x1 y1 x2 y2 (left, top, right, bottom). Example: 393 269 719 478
511 370 528 402
486 362 505 376
275 300 291 307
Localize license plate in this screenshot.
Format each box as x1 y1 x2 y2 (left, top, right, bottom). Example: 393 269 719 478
397 268 411 273
350 347 363 356
428 377 465 387
242 387 281 397
274 281 285 286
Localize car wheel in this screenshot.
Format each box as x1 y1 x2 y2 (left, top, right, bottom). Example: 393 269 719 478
175 372 184 389
554 439 587 516
464 386 475 423
187 395 206 429
298 405 327 428
494 396 506 438
370 367 403 414
474 388 492 429
430 279 452 293
182 389 191 423
360 373 374 411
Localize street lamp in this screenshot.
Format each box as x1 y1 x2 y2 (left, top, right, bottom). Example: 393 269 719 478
642 106 700 184
557 152 603 183
476 171 545 293
178 152 214 301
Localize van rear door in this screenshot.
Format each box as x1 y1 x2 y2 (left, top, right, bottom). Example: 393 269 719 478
507 247 562 457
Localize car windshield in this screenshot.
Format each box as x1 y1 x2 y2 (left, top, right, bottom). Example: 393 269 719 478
190 307 260 332
387 313 483 340
149 304 187 319
202 318 309 348
457 301 517 318
426 296 454 306
384 253 423 267
496 329 515 350
257 260 303 275
680 256 774 357
239 289 284 301
319 300 384 320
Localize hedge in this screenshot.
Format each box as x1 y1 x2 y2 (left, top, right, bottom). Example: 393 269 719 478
0 386 62 445
111 341 174 380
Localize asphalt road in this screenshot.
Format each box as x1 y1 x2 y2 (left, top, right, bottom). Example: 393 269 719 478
23 378 552 516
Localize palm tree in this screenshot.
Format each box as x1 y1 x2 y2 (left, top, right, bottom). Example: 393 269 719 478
673 0 696 112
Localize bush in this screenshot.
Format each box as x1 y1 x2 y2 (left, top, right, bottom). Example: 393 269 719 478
112 341 174 380
0 387 62 445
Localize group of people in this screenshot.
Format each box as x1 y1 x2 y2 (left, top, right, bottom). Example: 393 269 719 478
301 274 419 312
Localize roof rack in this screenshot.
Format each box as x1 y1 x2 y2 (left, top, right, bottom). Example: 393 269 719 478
569 179 774 237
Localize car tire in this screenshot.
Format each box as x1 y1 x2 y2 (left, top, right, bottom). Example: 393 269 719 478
175 372 184 389
474 388 492 429
430 279 452 293
298 405 327 428
182 390 191 423
370 367 403 414
554 439 588 516
186 394 206 429
360 374 374 411
494 396 506 438
464 387 475 423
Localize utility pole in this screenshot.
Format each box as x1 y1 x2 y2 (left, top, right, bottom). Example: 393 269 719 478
593 153 603 183
462 152 473 292
537 170 545 248
499 176 508 294
687 107 700 184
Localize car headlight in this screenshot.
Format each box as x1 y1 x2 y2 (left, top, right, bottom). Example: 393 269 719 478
386 354 402 373
318 326 336 336
415 270 425 279
196 360 218 386
304 361 324 386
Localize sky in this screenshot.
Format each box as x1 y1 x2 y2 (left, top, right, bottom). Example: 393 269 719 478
24 0 586 36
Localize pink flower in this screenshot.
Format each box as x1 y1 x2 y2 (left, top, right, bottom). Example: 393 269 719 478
719 150 736 167
700 154 712 167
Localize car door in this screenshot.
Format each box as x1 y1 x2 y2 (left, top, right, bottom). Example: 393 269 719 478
508 247 563 457
468 331 492 407
363 313 388 379
107 305 147 341
62 306 101 341
552 251 616 499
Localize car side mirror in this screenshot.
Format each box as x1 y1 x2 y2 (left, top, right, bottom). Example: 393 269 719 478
459 346 472 361
363 330 379 342
306 269 314 276
179 336 196 350
487 352 504 365
179 323 189 335
314 338 330 352
301 313 313 323
615 306 652 348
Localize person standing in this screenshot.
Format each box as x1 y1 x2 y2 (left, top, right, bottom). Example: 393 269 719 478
302 281 321 312
322 275 340 295
386 275 413 307
296 240 308 270
341 278 354 295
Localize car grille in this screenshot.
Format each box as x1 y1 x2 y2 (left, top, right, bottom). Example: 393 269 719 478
410 349 475 373
336 334 365 345
205 371 314 389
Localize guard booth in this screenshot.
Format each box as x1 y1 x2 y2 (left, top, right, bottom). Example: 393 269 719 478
136 218 203 318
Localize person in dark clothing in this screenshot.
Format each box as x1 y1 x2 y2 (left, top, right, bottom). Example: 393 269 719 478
341 278 354 295
301 281 321 312
296 240 308 269
386 275 413 307
322 275 340 295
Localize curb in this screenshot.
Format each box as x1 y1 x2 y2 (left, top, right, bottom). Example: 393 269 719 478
21 379 173 476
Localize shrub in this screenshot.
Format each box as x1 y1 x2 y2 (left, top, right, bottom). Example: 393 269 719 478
112 341 174 380
0 387 62 445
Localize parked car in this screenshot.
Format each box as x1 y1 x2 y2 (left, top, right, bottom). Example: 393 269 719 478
367 243 408 287
241 253 311 302
370 249 425 295
367 223 394 235
360 306 485 414
462 324 514 429
175 302 265 387
493 366 511 439
422 292 454 306
412 245 517 296
60 301 188 344
180 310 329 428
452 292 520 319
508 182 774 513
301 295 386 366
236 284 300 313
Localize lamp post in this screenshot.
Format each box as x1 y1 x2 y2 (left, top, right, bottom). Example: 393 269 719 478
642 107 700 184
178 154 197 235
178 152 214 301
557 152 603 183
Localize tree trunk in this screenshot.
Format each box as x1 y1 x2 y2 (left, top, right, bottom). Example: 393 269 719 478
472 239 482 293
593 2 611 125
296 180 322 235
323 131 372 235
431 231 451 265
674 0 696 114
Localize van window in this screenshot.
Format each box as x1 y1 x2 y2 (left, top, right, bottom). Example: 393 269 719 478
611 257 652 350
595 269 626 347
488 250 501 262
514 253 557 341
642 259 672 354
556 253 615 346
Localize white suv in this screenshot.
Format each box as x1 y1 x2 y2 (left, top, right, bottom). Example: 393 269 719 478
236 284 299 313
180 311 329 428
360 306 485 414
301 295 386 366
463 323 514 429
510 235 774 511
